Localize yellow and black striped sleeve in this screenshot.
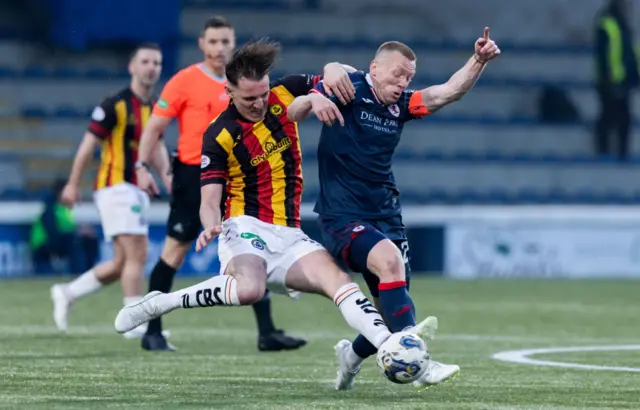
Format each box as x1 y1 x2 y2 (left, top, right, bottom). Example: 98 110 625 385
87 98 118 139
200 117 238 186
270 74 322 107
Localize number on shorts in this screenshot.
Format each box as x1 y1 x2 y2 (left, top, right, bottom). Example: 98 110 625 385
399 241 409 264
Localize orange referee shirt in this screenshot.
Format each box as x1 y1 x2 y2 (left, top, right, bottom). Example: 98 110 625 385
153 63 229 165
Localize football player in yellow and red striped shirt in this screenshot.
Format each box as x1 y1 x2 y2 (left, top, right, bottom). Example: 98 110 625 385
115 41 409 372
52 43 169 339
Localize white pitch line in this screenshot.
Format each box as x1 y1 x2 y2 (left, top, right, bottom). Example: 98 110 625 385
492 345 640 372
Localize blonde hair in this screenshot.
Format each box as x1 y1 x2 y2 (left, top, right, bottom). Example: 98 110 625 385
375 41 416 61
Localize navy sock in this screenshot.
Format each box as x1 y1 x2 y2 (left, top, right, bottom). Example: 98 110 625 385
252 291 276 336
351 334 379 359
378 280 415 332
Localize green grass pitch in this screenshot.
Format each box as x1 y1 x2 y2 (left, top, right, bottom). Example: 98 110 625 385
0 276 638 409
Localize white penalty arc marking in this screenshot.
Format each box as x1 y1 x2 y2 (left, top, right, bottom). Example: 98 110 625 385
492 345 640 372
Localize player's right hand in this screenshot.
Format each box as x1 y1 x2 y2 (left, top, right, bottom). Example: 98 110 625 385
196 226 222 252
136 168 160 197
310 93 344 127
60 183 80 208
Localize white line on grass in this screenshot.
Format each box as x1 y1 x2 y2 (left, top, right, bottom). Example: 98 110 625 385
492 345 640 372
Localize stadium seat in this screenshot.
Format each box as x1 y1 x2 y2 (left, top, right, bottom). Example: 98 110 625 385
54 106 84 119
52 67 80 79
22 66 48 78
20 106 47 118
0 65 16 78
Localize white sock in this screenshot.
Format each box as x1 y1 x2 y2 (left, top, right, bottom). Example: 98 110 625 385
65 269 102 301
123 296 143 306
169 275 241 309
333 283 391 349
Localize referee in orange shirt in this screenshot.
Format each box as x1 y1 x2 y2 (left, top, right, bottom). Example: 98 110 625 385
135 16 305 351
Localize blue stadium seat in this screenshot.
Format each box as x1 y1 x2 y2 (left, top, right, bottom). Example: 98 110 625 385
571 189 600 204
421 187 450 203
421 150 445 161
54 106 84 119
85 67 120 79
293 35 317 48
513 187 542 204
0 66 16 78
602 189 630 204
485 187 510 204
483 150 504 162
394 148 423 160
22 66 48 78
20 106 47 118
0 188 28 200
456 186 484 204
450 150 480 162
52 66 80 78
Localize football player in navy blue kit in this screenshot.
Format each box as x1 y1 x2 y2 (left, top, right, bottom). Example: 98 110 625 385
288 28 501 390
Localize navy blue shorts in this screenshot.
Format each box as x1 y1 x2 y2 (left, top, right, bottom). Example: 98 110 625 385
317 214 411 297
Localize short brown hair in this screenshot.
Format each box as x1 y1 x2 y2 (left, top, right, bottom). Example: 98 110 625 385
203 15 233 33
225 38 281 86
129 42 161 61
375 41 416 61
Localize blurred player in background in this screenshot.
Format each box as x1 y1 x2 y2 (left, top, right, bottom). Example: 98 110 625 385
115 41 438 372
51 43 167 339
289 28 501 389
135 16 305 352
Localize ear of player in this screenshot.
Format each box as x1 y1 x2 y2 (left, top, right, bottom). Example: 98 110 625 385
474 26 501 63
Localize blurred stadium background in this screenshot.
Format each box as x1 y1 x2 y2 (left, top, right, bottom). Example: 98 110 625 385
2 2 640 409
0 0 640 278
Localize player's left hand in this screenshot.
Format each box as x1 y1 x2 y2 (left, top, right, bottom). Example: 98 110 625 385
310 93 344 126
323 63 356 105
474 27 501 63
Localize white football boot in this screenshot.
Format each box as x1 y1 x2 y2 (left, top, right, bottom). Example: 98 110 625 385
408 316 460 389
114 291 173 333
334 339 361 390
51 284 72 331
121 323 149 339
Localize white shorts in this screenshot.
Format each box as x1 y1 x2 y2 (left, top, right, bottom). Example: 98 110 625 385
94 182 150 242
218 215 326 298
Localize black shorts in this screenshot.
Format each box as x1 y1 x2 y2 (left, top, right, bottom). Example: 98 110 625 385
166 158 202 243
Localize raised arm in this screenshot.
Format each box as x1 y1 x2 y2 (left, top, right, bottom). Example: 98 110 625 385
420 27 500 113
287 66 358 125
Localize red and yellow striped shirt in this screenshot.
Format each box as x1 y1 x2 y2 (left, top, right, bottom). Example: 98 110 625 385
200 74 321 228
88 87 155 190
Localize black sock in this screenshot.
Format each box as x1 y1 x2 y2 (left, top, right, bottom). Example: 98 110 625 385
252 291 276 336
146 258 177 335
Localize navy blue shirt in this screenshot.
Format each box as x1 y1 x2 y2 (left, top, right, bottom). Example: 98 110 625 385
312 71 428 218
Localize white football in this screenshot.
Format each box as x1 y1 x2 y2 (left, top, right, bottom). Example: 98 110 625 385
376 331 429 384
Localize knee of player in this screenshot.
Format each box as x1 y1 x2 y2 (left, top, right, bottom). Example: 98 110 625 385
373 252 405 281
161 238 190 268
111 250 126 272
236 280 266 305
